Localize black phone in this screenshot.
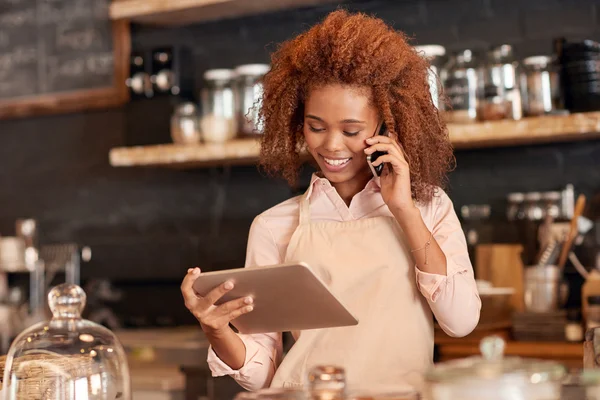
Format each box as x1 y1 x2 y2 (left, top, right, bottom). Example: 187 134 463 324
367 121 388 177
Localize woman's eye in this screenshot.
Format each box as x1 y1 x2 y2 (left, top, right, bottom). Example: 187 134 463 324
309 126 325 133
343 131 361 136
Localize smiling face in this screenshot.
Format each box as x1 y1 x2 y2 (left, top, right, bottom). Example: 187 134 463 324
303 84 381 199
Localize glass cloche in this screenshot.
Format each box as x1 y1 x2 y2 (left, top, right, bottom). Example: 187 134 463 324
0 284 131 399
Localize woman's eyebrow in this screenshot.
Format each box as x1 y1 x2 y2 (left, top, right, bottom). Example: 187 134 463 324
305 115 366 124
306 114 324 122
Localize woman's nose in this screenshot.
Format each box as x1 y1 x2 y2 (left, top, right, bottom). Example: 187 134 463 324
322 132 345 152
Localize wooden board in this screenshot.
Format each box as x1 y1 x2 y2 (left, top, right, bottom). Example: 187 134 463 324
109 112 600 168
110 0 339 26
450 112 600 149
0 0 130 119
476 244 525 312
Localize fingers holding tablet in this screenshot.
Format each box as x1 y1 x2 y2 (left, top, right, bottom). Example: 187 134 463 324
181 267 254 334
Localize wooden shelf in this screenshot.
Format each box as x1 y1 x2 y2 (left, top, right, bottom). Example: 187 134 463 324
110 0 339 26
109 112 600 168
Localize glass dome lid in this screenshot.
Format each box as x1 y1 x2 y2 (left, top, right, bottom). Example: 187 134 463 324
1 283 131 400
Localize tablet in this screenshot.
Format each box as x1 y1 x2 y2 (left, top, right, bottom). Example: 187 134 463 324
192 262 359 334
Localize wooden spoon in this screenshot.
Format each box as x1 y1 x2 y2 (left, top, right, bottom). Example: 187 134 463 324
557 194 587 270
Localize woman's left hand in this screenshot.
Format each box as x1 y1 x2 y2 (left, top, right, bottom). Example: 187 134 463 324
364 134 415 214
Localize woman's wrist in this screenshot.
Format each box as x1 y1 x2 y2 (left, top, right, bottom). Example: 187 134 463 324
390 203 421 227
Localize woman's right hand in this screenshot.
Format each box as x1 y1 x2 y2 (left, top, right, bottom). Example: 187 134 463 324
181 267 254 336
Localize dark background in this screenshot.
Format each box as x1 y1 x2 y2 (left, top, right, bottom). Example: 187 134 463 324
1 0 599 327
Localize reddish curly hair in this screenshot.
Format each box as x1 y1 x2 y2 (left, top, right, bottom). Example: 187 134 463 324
258 9 455 203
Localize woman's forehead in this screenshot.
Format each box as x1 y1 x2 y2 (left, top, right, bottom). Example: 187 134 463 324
304 83 376 119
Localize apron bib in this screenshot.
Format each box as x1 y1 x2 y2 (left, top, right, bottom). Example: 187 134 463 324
270 191 434 392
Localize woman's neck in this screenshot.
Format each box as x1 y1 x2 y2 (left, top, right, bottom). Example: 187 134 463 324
331 171 372 206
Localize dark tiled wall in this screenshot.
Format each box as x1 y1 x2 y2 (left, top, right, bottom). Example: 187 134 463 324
1 0 599 326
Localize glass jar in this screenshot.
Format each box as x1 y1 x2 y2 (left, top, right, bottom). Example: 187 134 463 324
200 69 237 143
541 191 562 219
506 192 525 221
479 44 522 121
170 102 201 145
414 45 446 111
520 55 561 116
424 335 566 400
524 192 544 221
442 49 480 123
235 64 270 136
248 366 417 400
0 283 131 399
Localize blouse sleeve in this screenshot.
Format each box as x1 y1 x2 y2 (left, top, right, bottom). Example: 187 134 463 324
414 190 481 337
206 216 284 391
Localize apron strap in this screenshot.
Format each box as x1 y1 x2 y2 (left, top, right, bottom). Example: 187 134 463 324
299 192 311 226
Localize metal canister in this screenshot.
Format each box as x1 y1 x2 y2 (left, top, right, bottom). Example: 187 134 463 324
442 49 479 123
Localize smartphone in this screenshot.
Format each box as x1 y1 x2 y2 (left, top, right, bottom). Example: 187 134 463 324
367 121 388 177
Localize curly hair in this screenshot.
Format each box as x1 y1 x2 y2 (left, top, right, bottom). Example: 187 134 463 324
258 9 455 203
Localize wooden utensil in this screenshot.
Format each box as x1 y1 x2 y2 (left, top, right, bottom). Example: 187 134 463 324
557 194 586 270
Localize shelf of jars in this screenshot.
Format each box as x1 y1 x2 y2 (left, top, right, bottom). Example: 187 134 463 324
108 112 600 168
109 0 339 26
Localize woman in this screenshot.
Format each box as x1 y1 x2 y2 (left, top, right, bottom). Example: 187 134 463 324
181 10 480 393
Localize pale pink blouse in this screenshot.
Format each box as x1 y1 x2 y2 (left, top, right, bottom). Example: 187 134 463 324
207 174 481 390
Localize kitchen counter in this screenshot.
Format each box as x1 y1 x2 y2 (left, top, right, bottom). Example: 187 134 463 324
436 338 584 369
115 327 210 368
115 327 243 400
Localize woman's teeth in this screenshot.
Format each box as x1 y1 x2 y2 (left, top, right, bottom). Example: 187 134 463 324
323 157 350 166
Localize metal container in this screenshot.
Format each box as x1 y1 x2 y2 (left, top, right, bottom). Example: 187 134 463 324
520 55 562 116
235 64 270 136
170 102 201 144
414 45 446 110
479 44 522 121
424 335 566 400
523 265 568 313
200 69 237 143
442 49 479 123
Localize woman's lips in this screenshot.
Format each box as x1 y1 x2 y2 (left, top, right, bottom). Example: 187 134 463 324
320 155 351 172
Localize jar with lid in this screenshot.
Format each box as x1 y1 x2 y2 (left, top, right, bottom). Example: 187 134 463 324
524 192 544 221
0 283 131 399
541 191 562 219
414 45 446 111
424 335 566 400
520 55 562 116
506 192 526 221
171 102 201 145
235 64 270 136
479 44 522 121
442 49 480 123
200 69 237 143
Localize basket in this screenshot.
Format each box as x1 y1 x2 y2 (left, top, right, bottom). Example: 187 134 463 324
0 352 104 399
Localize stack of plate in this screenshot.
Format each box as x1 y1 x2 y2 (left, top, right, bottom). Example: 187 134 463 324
0 237 27 273
559 39 600 112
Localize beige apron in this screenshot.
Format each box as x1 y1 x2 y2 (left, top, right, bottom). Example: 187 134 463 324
270 191 434 392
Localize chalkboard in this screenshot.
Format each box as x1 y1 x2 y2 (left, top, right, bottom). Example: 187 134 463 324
0 0 129 119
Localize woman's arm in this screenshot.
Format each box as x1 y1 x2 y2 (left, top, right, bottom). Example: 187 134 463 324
204 216 284 390
365 135 480 337
393 191 481 337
